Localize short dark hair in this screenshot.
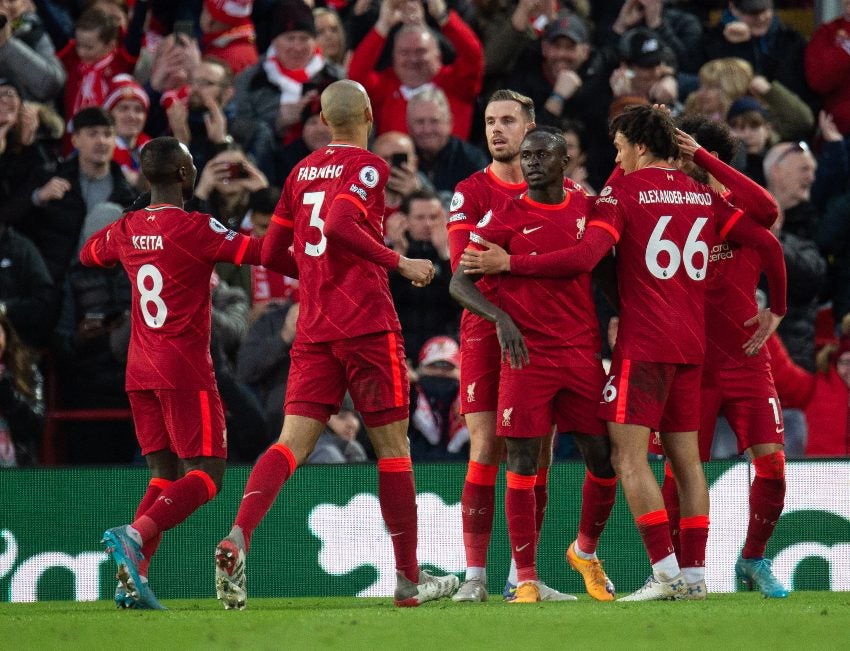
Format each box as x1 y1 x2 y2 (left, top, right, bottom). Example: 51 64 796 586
72 106 114 131
76 7 119 44
610 105 678 161
487 89 535 123
248 186 281 214
140 137 187 185
524 126 568 158
400 188 440 215
676 115 739 165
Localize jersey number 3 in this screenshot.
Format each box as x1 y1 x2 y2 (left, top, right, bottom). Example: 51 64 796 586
645 215 708 281
304 191 327 257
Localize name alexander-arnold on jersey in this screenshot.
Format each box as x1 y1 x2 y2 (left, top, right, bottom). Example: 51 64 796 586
637 190 713 205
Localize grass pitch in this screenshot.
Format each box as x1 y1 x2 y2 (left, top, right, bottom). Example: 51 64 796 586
2 592 848 650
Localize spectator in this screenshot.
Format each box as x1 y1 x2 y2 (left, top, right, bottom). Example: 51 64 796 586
726 96 776 187
406 87 488 204
24 107 136 292
216 185 298 317
0 312 44 467
103 74 151 190
701 0 813 109
371 130 433 214
814 167 850 325
506 9 617 189
805 0 850 136
348 0 484 139
0 0 66 103
273 93 331 184
0 223 55 351
193 145 269 231
408 335 468 461
562 118 594 194
307 399 369 464
233 0 344 146
53 5 148 123
313 7 349 68
610 27 680 111
805 333 850 457
144 32 203 131
236 299 298 438
387 188 459 359
200 0 258 75
606 0 703 74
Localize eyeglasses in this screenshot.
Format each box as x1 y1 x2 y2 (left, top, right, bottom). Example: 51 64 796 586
773 141 811 167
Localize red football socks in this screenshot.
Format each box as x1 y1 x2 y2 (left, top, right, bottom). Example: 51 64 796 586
132 470 217 543
378 457 419 583
661 462 681 559
743 451 786 559
635 509 675 565
461 461 498 569
134 477 172 576
506 471 537 583
234 443 297 552
576 470 617 555
679 515 709 570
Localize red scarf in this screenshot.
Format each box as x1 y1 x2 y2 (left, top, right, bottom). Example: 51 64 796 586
74 51 116 116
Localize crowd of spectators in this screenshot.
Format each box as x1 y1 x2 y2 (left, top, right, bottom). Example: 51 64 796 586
1 0 849 466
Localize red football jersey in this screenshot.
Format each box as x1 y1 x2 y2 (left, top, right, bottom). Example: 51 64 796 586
704 188 768 371
591 166 742 364
80 205 260 390
448 166 583 345
471 192 600 364
269 144 400 343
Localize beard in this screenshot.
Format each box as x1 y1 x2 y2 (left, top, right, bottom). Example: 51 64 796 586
491 147 519 163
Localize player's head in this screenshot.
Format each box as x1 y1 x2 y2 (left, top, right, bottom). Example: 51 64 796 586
320 80 373 135
484 90 536 163
609 105 678 173
140 136 197 197
676 114 739 184
520 127 569 190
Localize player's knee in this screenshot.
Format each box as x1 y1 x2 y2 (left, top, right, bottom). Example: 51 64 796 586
753 450 785 480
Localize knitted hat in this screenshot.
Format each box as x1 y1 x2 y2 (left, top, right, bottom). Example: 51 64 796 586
103 74 150 112
204 0 254 27
419 336 460 368
270 0 315 38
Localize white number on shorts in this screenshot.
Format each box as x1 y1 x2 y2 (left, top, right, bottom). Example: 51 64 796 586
304 191 327 257
645 215 708 280
768 396 781 426
137 263 167 328
602 375 617 403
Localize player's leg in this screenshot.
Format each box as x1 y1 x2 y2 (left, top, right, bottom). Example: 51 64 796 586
504 435 543 603
455 343 502 601
350 331 458 606
726 367 789 597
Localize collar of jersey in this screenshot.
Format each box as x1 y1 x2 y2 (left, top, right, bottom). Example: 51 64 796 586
485 165 525 191
520 191 570 211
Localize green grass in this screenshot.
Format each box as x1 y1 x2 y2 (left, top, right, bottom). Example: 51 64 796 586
2 593 849 650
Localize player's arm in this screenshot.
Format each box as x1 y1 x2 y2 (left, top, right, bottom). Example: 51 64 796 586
461 224 616 278
261 199 296 270
79 223 119 268
722 216 788 355
449 265 529 369
592 252 620 312
692 147 778 227
325 195 434 286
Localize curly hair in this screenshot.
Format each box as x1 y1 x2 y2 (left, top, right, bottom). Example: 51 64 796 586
0 313 37 401
610 105 679 161
676 114 739 165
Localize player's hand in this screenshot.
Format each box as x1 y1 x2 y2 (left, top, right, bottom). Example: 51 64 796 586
398 256 435 287
460 240 510 274
495 312 529 369
675 128 699 161
742 309 783 356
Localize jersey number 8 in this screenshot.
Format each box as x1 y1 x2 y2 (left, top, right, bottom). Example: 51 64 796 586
138 264 168 328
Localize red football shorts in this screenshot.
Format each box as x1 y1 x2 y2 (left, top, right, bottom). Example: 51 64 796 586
599 354 702 432
129 388 227 459
698 361 785 460
496 358 607 438
459 320 500 415
285 330 409 427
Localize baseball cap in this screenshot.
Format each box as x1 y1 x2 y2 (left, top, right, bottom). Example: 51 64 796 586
621 27 674 68
419 336 460 368
732 0 773 14
726 96 768 122
543 10 589 45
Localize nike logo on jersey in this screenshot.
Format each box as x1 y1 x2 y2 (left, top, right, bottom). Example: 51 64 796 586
776 427 785 434
514 543 530 552
522 226 542 235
